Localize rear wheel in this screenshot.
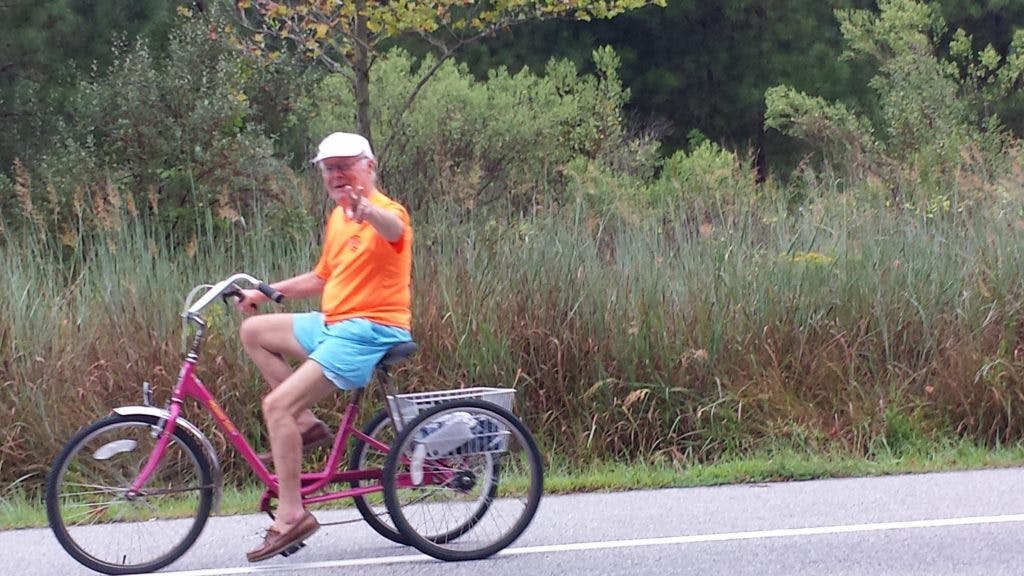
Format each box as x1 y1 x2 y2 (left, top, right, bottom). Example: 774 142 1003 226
349 409 407 544
349 409 498 545
46 414 214 575
383 400 543 561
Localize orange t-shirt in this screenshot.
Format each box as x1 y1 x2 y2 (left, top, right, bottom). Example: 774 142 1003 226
314 190 412 329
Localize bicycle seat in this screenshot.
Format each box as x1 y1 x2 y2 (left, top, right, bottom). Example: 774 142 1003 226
377 341 418 369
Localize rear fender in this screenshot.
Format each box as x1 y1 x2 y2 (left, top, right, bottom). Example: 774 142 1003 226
112 405 223 512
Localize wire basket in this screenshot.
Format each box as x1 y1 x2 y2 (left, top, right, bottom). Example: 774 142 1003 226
387 387 514 431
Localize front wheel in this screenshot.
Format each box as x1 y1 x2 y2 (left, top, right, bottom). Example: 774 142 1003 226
46 414 214 575
383 399 543 561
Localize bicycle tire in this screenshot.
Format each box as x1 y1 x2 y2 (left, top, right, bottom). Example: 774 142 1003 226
46 414 214 575
350 409 498 545
348 409 408 545
383 399 543 561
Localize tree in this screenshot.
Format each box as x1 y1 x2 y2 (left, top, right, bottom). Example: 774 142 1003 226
221 0 663 158
454 0 1024 172
455 0 878 170
0 0 180 173
765 0 1024 209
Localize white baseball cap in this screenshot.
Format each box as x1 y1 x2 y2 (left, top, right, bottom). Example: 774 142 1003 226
311 132 374 163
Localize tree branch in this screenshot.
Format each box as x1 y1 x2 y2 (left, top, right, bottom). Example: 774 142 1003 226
379 18 534 160
317 51 352 79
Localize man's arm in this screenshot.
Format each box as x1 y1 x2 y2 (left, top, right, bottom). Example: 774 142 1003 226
267 271 327 300
349 196 404 242
236 271 326 312
363 206 405 243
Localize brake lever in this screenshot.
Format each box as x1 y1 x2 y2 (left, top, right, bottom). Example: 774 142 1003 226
221 283 256 311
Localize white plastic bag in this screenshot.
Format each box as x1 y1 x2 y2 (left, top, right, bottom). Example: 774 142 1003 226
417 412 477 458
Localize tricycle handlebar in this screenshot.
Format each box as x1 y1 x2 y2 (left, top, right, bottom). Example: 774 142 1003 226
183 273 283 317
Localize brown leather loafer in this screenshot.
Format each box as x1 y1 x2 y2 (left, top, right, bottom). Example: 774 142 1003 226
247 510 320 562
257 421 332 467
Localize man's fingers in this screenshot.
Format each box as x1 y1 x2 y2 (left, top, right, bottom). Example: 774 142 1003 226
348 197 366 222
342 185 368 221
233 291 262 315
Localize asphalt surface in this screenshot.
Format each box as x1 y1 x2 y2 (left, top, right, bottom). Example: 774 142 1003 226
6 467 1024 576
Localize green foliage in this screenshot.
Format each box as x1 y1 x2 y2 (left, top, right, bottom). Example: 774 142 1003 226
9 0 1024 494
948 27 1024 117
300 47 641 211
839 1 974 163
11 195 1024 488
222 0 663 151
226 0 665 63
764 85 879 175
0 202 324 491
554 47 631 160
14 17 303 241
0 0 180 174
564 132 763 222
458 0 880 170
765 0 1023 211
652 140 759 212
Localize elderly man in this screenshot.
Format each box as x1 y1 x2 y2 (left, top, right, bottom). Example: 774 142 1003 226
235 132 413 562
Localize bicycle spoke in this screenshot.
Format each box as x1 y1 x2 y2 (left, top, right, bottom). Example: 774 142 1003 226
59 482 129 492
56 487 127 498
61 505 114 524
139 484 206 496
59 498 130 510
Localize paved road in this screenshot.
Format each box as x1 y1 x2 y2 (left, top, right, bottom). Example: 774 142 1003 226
7 467 1024 576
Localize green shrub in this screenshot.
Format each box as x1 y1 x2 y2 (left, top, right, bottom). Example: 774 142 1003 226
301 46 648 211
764 85 880 178
765 0 1024 213
12 17 301 242
651 140 761 215
563 134 768 227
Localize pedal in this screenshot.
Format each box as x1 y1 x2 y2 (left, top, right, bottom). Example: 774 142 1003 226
279 541 306 557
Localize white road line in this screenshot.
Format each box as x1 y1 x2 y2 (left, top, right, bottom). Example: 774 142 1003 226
159 513 1024 576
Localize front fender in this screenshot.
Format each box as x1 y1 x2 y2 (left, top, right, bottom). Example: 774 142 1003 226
112 405 223 513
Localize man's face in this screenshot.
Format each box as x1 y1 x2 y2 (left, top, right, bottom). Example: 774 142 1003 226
319 155 375 208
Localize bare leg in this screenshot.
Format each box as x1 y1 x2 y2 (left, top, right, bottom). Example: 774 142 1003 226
262 360 338 530
239 313 321 430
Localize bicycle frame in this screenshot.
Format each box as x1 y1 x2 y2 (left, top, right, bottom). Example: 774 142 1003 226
125 359 397 505
125 273 409 510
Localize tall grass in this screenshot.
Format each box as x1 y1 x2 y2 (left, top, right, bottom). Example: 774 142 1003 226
4 186 1024 493
411 197 1024 463
0 179 325 490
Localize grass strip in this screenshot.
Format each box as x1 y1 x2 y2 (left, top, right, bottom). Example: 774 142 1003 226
5 441 1024 530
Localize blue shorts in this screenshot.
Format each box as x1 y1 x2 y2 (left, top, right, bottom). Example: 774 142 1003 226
292 313 412 390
